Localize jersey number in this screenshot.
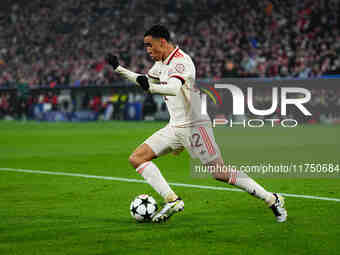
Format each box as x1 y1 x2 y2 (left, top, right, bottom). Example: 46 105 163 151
190 133 202 148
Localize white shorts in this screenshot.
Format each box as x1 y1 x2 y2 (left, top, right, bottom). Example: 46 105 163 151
144 123 221 164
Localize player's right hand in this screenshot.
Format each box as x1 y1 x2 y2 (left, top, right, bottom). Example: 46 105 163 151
136 75 150 91
105 54 119 69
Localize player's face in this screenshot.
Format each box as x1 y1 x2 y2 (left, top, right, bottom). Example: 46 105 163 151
144 36 164 61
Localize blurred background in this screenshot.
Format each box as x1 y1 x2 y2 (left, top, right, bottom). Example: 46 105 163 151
0 0 339 123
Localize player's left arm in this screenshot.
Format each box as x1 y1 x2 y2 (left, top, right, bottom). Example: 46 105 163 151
136 59 190 96
106 54 141 85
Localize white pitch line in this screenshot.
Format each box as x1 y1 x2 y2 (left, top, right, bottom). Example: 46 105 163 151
1 167 340 203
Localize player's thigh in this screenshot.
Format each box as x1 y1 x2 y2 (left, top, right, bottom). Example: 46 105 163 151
181 124 221 165
143 124 183 157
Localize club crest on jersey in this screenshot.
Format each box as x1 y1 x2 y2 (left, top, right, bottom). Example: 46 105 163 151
175 64 185 73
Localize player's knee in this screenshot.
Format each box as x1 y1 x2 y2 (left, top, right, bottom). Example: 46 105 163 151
128 153 147 169
212 171 224 181
211 166 230 182
128 154 139 169
129 144 156 169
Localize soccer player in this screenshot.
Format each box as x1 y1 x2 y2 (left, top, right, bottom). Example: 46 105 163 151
106 25 287 223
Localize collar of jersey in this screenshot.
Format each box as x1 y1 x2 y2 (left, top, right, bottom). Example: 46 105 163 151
163 46 179 65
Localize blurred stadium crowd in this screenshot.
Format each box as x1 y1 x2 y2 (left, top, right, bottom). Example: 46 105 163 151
0 0 340 88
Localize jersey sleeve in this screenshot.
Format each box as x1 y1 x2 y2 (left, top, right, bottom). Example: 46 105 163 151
148 77 182 96
167 58 194 87
115 66 141 85
147 62 161 84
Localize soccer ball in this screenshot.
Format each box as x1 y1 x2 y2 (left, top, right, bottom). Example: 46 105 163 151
130 194 158 222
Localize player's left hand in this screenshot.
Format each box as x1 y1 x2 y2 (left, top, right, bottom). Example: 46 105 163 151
136 76 150 91
105 53 119 70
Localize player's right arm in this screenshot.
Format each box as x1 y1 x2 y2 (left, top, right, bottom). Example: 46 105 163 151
136 76 181 96
106 54 141 85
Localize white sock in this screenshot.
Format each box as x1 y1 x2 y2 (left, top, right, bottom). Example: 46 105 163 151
136 161 177 202
228 170 274 204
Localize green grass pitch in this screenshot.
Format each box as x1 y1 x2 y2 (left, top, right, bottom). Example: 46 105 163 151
0 121 339 255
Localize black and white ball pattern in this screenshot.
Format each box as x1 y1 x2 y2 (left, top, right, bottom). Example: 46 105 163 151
130 194 158 222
